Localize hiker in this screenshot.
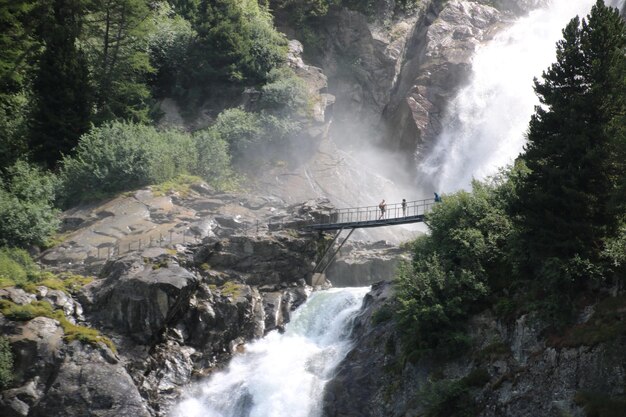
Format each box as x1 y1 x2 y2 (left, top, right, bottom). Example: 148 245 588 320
402 199 407 216
379 199 386 219
434 192 441 203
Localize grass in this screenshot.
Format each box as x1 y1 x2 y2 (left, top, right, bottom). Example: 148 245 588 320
22 272 94 294
0 300 116 352
150 174 205 197
220 281 243 298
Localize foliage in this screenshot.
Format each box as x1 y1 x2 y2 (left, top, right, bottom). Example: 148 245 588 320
148 2 195 98
207 107 301 163
514 1 626 288
395 176 515 359
0 161 59 248
29 0 92 168
83 0 155 123
193 130 235 187
0 336 13 389
170 0 288 107
58 122 198 204
150 174 205 197
0 92 30 173
417 369 490 417
259 67 310 116
23 272 94 294
552 295 626 348
0 247 39 288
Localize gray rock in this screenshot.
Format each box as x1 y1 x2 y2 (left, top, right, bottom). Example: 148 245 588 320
28 341 150 417
82 255 199 343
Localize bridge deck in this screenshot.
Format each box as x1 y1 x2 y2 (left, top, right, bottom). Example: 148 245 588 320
305 198 435 231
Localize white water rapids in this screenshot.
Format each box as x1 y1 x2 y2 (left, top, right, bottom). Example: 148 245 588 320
170 287 369 417
419 0 624 193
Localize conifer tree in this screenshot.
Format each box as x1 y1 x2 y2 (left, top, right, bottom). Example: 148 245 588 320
84 0 154 123
516 0 626 276
29 0 92 168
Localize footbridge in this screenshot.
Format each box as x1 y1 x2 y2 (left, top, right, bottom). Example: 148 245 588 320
305 198 436 231
308 198 436 279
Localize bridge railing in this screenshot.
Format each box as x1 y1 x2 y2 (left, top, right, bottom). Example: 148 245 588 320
311 198 436 227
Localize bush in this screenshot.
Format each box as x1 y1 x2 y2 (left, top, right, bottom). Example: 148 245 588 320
0 247 39 288
259 67 310 116
208 108 264 158
58 122 197 205
417 371 488 417
0 336 12 389
395 176 516 359
0 161 59 247
208 108 302 162
193 129 234 186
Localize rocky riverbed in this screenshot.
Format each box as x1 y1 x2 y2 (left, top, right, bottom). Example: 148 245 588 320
0 182 408 417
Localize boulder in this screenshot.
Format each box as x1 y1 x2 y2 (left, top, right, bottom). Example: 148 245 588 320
82 254 199 343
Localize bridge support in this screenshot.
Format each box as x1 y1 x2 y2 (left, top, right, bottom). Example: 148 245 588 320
312 228 355 278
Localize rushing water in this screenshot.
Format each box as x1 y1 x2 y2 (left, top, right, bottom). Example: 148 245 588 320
170 287 370 417
418 0 623 193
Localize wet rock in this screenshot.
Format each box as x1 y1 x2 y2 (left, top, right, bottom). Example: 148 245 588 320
384 0 502 163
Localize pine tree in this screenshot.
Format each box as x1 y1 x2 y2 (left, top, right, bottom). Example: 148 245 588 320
84 0 154 123
29 0 92 168
516 0 626 275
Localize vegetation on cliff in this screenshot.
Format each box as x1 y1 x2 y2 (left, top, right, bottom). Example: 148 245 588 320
397 0 626 362
0 0 315 250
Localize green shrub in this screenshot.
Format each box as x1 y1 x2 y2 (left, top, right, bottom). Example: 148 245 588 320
58 122 197 205
208 108 264 158
259 67 310 116
208 108 302 162
0 161 59 247
0 336 13 389
0 247 39 288
193 130 234 186
418 369 489 417
395 176 516 359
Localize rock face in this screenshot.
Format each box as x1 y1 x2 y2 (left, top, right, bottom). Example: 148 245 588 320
323 282 626 417
1 191 334 416
0 317 150 417
325 241 410 286
383 0 504 164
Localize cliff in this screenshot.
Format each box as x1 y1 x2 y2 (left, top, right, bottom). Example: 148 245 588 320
323 281 626 417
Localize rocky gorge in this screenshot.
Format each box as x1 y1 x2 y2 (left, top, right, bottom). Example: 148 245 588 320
1 0 625 416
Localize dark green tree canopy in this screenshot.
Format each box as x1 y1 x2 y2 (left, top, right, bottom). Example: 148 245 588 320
516 0 626 265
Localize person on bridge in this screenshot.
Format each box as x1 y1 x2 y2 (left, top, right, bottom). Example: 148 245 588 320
379 199 386 219
434 192 442 203
402 199 407 216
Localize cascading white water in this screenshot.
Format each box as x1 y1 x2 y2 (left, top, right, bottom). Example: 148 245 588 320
418 0 623 193
170 287 370 417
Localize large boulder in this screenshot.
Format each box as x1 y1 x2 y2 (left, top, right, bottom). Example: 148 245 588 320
81 253 199 344
0 316 149 417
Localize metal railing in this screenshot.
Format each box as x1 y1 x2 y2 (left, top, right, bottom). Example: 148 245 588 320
306 198 436 228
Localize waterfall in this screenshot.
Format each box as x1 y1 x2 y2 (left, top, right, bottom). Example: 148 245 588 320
170 287 370 417
418 0 623 193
